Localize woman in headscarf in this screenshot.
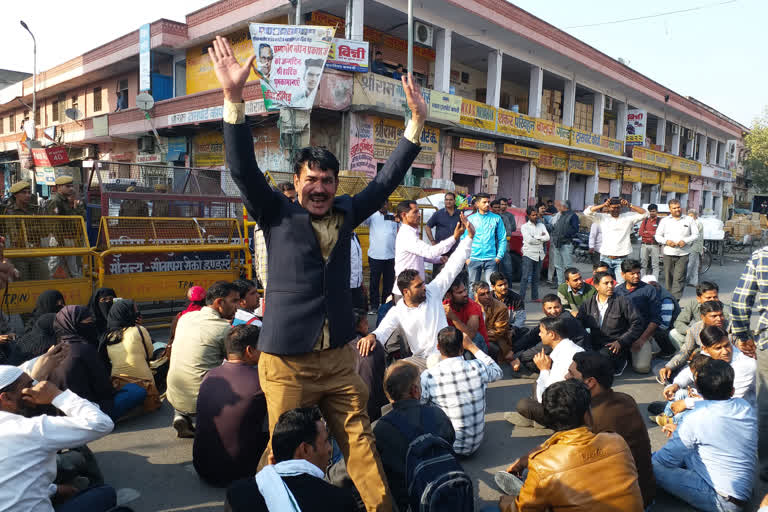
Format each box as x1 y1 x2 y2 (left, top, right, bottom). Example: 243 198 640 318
8 313 57 365
101 299 161 413
87 287 116 335
48 305 147 421
24 289 65 332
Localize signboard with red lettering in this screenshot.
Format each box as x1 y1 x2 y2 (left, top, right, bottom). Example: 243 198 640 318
625 109 646 148
31 146 70 167
326 38 369 73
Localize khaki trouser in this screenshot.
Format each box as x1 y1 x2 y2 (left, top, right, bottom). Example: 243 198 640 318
258 344 392 512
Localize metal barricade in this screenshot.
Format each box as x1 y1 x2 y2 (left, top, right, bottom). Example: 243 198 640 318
94 216 246 302
0 215 93 313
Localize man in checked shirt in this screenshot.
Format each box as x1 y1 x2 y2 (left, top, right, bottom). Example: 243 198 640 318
730 247 768 489
420 326 502 456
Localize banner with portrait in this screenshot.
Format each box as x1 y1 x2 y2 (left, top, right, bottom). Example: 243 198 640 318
249 23 335 111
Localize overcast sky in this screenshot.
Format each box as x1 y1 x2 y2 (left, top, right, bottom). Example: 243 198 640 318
1 0 761 126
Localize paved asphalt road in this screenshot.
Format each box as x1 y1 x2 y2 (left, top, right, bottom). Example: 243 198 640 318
89 245 759 511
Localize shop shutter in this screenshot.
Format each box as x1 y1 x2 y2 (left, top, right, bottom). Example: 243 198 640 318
376 45 429 76
598 178 610 194
536 169 556 186
452 149 482 177
621 182 633 195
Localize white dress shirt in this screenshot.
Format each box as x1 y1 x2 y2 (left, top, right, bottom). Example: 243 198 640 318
670 346 757 408
0 390 114 512
583 209 647 257
392 223 457 295
350 234 363 288
375 237 472 358
589 222 602 253
654 215 700 256
520 220 550 261
363 211 398 260
596 296 610 326
536 338 585 402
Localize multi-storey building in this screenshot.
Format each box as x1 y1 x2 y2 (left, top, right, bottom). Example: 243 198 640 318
0 0 749 218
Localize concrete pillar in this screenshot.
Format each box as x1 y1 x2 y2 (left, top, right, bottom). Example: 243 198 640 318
717 141 726 167
528 163 538 207
656 118 666 148
679 192 689 211
667 192 677 201
616 102 628 141
697 134 707 164
609 179 621 197
562 79 576 127
349 0 364 40
592 92 605 135
631 182 642 205
670 124 681 156
704 190 714 211
714 195 723 218
433 29 452 94
528 66 543 118
585 167 599 205
486 50 502 108
555 171 568 201
651 185 661 204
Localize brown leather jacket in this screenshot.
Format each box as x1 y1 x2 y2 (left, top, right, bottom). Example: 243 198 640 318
481 297 513 360
511 427 644 512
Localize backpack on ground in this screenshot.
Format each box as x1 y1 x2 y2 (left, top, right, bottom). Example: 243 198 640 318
379 407 473 512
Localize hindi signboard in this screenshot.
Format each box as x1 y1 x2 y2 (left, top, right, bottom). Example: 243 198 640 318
670 155 702 176
623 167 660 184
537 149 568 171
661 172 689 193
31 146 70 167
249 23 335 111
326 38 369 72
626 109 647 148
428 92 461 123
460 99 496 133
458 138 495 152
534 119 571 146
497 108 536 138
372 116 439 166
567 155 596 176
502 144 540 160
349 114 376 177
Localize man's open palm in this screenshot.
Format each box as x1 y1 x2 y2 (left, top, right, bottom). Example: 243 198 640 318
208 36 255 102
402 73 427 122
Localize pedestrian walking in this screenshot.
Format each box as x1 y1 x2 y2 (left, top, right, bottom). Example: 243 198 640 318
654 199 699 300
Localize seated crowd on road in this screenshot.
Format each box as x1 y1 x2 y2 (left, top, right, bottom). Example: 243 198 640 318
0 60 765 512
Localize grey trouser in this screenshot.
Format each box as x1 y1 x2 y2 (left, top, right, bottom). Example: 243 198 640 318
687 252 701 286
664 253 689 300
640 244 660 278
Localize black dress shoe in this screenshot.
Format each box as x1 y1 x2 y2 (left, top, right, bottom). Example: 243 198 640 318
647 401 666 416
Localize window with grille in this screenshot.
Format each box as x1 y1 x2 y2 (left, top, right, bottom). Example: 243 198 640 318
8 115 13 132
35 108 41 126
53 100 60 122
94 87 102 112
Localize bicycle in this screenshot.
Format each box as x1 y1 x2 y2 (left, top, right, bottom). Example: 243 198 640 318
699 246 712 275
724 235 748 253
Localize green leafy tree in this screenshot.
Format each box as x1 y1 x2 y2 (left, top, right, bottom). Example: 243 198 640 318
746 107 768 192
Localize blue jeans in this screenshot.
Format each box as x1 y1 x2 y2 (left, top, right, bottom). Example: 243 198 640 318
54 485 116 512
468 259 497 285
600 255 626 285
499 252 516 284
551 243 573 287
653 454 743 512
664 389 693 424
112 382 148 420
519 257 541 301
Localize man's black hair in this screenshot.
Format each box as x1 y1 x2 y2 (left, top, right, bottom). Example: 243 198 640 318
375 50 382 56
547 199 553 204
397 269 420 293
304 58 324 69
437 326 463 357
648 203 658 211
271 406 324 463
258 43 272 54
293 147 340 177
396 200 417 220
539 316 569 340
592 271 613 287
205 282 240 305
384 361 420 401
489 271 507 286
352 308 368 330
700 325 729 347
593 261 610 271
526 206 536 216
277 181 296 192
696 281 719 296
620 258 642 273
564 267 580 281
444 191 456 199
541 293 561 305
474 192 490 201
695 359 734 401
225 324 260 356
542 379 591 432
490 199 501 207
448 275 465 293
232 279 257 299
572 352 614 389
700 300 724 316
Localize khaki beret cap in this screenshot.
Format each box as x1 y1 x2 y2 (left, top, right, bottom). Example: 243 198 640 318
55 176 74 185
154 184 168 192
9 181 31 194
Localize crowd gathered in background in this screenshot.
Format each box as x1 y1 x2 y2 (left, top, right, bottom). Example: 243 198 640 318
2 37 768 512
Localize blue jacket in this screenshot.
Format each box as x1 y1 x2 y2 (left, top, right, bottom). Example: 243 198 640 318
614 281 661 325
464 211 506 261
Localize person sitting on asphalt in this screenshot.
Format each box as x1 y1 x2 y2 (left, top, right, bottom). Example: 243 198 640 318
194 324 268 487
8 313 57 366
25 289 66 334
169 285 207 346
420 327 502 456
651 353 711 427
659 300 729 384
494 379 644 511
167 281 240 438
652 359 756 512
565 351 656 508
347 309 387 422
584 261 612 286
225 406 358 512
613 259 662 373
231 279 262 327
670 281 728 348
0 365 117 512
640 274 681 358
509 294 590 377
504 316 584 429
472 281 515 364
489 271 526 330
443 278 492 357
86 287 117 336
576 271 644 377
557 267 596 314
372 361 455 512
358 218 474 371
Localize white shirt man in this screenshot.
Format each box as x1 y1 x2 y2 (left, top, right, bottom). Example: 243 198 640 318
392 218 457 295
583 203 647 258
364 210 397 261
535 334 584 402
520 220 549 261
655 212 699 257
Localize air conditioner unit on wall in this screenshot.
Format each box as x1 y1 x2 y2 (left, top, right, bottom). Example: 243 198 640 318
137 136 154 154
670 124 680 135
604 97 613 111
414 22 433 47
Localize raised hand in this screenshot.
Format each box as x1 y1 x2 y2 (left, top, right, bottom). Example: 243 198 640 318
402 73 427 124
459 212 476 238
208 36 256 103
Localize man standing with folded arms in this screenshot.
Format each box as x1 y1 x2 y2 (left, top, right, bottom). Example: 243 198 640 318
210 36 428 512
655 199 699 300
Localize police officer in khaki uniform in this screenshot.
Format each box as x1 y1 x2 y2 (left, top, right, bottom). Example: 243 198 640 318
151 183 171 217
2 181 48 280
45 176 86 278
118 186 149 217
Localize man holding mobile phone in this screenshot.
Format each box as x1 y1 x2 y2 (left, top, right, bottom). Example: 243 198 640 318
583 198 647 285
